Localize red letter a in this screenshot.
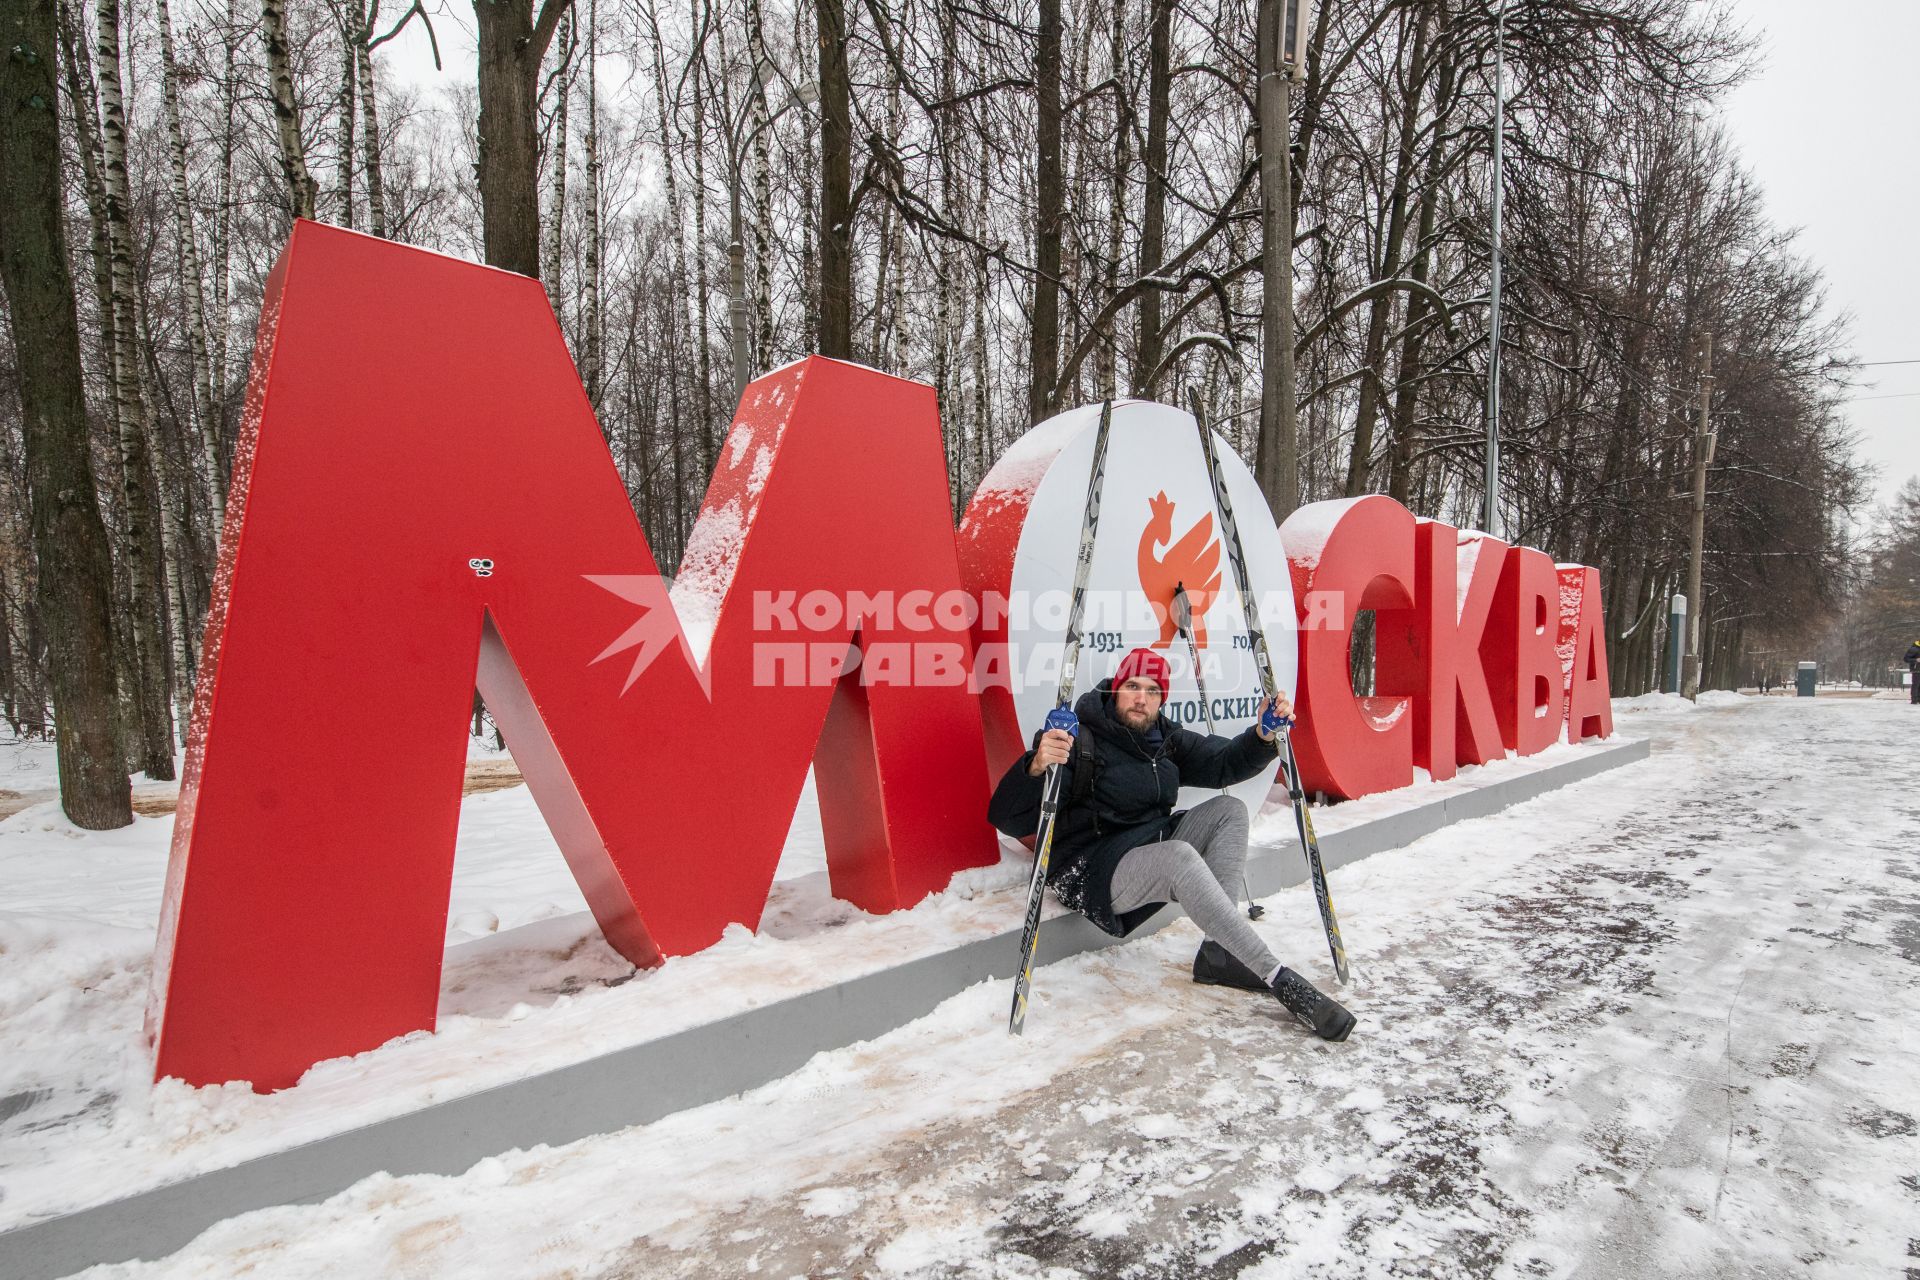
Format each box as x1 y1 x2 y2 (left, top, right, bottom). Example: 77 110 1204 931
1557 565 1615 741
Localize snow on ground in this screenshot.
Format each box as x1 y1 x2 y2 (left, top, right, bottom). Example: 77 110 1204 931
0 763 1047 1229
7 695 1919 1278
0 737 59 795
0 727 1628 1232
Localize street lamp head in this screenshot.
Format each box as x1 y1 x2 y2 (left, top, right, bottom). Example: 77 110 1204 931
1280 0 1315 81
754 58 817 107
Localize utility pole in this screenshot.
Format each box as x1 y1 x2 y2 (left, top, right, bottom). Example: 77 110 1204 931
1481 0 1507 539
1254 0 1312 520
1682 334 1715 700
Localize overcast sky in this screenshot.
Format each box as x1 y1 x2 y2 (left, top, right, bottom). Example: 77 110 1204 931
1720 0 1920 517
383 1 1918 516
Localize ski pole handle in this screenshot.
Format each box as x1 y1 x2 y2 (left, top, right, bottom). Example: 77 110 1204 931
1044 707 1080 737
1260 700 1292 736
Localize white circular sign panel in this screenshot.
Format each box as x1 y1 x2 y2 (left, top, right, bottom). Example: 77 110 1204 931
1006 400 1298 814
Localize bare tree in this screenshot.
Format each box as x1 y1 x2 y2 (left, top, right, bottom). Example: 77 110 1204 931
262 0 318 217
1026 0 1062 423
815 0 852 358
0 0 133 827
156 0 224 530
95 0 178 779
0 0 1869 729
473 0 571 277
582 0 603 404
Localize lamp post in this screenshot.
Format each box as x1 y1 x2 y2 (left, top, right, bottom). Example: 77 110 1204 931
1481 0 1508 539
1254 0 1313 518
1682 334 1714 699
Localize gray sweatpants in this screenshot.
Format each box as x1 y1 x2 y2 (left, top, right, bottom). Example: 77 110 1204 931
1109 794 1278 981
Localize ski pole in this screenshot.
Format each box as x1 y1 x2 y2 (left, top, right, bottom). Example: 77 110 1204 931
1275 717 1348 984
1009 400 1115 1034
1189 389 1351 984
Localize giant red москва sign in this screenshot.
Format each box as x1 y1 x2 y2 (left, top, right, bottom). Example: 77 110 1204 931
147 223 1613 1091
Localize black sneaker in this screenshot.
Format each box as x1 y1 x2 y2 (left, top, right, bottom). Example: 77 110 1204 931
1270 967 1356 1042
1192 940 1269 992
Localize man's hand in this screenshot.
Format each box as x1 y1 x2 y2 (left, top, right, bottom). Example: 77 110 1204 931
1028 729 1075 777
1255 694 1295 741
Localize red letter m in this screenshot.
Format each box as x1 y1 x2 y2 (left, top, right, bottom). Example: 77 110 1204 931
149 223 995 1091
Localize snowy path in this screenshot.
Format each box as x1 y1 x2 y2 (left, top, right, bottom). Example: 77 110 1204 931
70 696 1920 1277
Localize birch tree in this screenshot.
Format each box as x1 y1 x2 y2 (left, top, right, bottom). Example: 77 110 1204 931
156 0 224 530
262 0 318 218
95 0 178 779
0 0 133 827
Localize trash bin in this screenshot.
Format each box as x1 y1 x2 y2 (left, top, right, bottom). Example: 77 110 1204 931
1796 661 1817 697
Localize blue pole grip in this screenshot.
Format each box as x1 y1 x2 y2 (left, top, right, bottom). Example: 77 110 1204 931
1044 707 1080 737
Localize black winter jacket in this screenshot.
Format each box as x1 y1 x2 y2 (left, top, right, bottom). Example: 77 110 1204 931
1905 641 1920 670
987 678 1280 936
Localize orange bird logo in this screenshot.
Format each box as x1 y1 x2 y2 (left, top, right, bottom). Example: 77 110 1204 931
1137 491 1222 650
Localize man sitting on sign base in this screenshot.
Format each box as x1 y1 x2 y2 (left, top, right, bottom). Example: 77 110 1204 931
988 647 1356 1041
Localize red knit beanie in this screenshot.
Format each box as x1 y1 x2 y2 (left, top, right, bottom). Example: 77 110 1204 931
1112 647 1171 695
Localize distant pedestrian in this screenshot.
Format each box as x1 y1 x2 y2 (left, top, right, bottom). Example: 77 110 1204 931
1904 638 1920 704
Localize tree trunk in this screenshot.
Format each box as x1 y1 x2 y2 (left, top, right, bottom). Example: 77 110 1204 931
0 0 133 828
795 0 816 352
25 592 50 737
543 8 570 293
354 3 388 238
135 275 197 759
473 0 570 278
744 0 773 369
261 0 317 218
1027 0 1062 423
1130 0 1171 395
0 574 18 737
874 42 906 368
815 0 852 359
868 200 892 361
156 0 225 533
168 493 198 708
645 0 692 413
688 3 713 468
1252 0 1299 518
335 19 356 227
1341 6 1432 498
1386 25 1461 506
96 0 177 780
151 423 195 739
935 0 958 508
583 0 602 405
972 147 992 484
55 0 117 411
210 0 240 420
1097 0 1127 399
